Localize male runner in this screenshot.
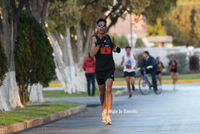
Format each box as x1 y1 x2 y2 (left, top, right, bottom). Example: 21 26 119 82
90 18 121 125
121 46 138 98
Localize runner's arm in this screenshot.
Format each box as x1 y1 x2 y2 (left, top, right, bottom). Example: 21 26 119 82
168 62 171 68
110 35 121 53
133 54 138 69
90 37 100 58
161 62 165 68
176 60 180 67
121 56 124 66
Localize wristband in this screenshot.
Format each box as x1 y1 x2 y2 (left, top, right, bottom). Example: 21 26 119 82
116 47 121 53
97 44 101 48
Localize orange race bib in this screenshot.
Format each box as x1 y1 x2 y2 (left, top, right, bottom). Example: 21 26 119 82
101 47 111 54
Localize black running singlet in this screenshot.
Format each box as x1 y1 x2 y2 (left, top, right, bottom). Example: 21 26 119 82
95 35 115 71
169 60 177 70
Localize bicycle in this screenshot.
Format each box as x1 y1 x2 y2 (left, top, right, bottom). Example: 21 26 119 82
138 68 162 95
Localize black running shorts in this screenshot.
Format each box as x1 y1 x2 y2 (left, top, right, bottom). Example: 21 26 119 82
95 69 115 85
123 71 135 77
170 69 178 73
156 71 161 75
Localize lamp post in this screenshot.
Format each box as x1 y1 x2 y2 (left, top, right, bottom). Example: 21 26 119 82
130 13 133 47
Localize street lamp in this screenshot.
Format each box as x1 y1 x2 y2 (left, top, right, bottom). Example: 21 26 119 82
130 13 133 47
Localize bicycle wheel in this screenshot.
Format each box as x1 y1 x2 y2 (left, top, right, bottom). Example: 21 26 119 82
154 76 162 95
139 77 150 95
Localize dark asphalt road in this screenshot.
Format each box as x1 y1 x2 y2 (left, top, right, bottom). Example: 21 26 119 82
20 84 200 134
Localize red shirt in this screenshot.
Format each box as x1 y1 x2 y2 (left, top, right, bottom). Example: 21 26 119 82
82 56 95 74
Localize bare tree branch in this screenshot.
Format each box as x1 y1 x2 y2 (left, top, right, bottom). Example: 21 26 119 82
25 0 32 15
41 0 48 29
0 14 3 42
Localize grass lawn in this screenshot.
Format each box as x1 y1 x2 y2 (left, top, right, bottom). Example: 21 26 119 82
50 73 200 84
43 88 124 98
0 102 79 127
114 73 200 82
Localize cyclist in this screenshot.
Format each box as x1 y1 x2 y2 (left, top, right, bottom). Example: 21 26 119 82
168 54 180 89
138 51 158 91
156 56 164 81
121 46 138 98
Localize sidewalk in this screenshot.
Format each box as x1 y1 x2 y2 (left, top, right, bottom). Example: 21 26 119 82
49 79 200 87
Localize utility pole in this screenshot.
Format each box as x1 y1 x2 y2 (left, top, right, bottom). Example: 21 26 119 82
130 13 133 47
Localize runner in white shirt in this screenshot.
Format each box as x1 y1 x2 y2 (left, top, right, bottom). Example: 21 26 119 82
121 46 138 98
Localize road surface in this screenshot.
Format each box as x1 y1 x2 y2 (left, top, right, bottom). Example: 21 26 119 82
20 83 200 134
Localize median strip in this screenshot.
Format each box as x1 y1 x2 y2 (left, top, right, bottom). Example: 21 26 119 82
0 104 87 134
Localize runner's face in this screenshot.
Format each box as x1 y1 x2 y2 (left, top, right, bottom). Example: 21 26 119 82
126 48 131 54
97 21 106 34
143 53 148 58
171 55 174 60
156 57 159 62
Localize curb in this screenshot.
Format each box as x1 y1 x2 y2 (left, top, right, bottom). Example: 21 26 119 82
113 89 128 96
113 79 200 85
49 79 200 87
0 104 87 134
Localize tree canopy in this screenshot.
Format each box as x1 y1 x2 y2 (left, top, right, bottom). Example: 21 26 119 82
15 10 56 105
164 3 200 47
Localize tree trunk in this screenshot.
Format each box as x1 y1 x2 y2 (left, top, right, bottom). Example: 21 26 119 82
26 0 48 103
9 71 24 108
29 82 45 103
0 73 12 111
0 0 25 111
49 33 74 94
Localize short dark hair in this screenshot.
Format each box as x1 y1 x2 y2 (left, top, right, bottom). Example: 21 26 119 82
96 18 107 25
144 51 149 55
125 46 131 49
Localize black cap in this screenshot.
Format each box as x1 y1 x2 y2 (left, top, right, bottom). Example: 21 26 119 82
144 51 149 55
96 18 107 25
125 46 131 49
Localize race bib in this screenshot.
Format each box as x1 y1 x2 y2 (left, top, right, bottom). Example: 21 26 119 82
101 47 111 54
126 65 132 69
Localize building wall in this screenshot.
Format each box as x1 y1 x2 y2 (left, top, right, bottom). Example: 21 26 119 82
113 47 200 71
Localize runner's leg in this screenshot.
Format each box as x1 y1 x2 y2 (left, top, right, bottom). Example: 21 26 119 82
99 84 106 111
130 76 135 91
125 76 131 95
106 78 113 117
91 73 95 96
158 73 162 81
171 72 175 89
174 72 178 89
151 71 157 90
174 72 178 82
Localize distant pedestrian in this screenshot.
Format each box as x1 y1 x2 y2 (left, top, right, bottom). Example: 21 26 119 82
82 53 96 96
168 54 180 89
156 56 164 81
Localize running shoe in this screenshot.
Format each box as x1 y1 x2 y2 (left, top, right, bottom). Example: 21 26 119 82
132 85 135 91
128 94 132 98
101 116 106 123
101 109 107 123
106 116 112 125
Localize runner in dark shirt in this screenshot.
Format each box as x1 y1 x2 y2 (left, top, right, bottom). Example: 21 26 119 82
168 54 180 89
156 56 164 81
90 18 121 125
